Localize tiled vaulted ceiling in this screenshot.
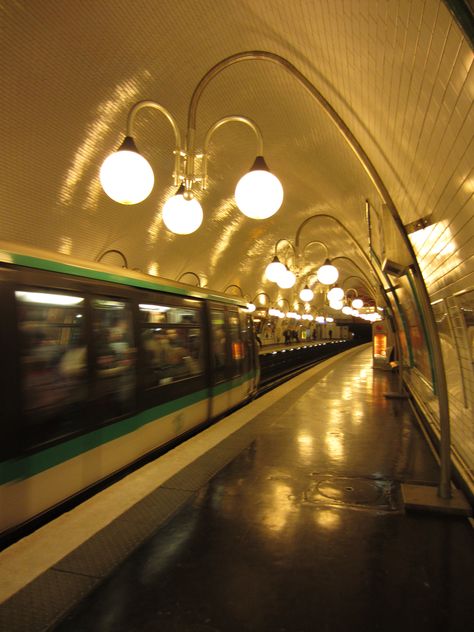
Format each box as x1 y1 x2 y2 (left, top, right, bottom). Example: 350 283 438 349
0 0 472 305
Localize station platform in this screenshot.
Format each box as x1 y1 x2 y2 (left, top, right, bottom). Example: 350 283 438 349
1 344 473 631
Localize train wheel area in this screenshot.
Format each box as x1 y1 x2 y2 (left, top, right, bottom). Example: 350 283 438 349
0 345 473 632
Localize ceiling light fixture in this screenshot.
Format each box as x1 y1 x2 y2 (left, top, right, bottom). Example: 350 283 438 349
100 59 284 234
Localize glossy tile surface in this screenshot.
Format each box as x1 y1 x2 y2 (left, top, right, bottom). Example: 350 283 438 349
54 348 474 632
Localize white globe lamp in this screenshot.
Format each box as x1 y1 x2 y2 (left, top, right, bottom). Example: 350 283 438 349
162 186 203 235
352 298 364 309
299 285 314 302
100 137 154 205
265 256 286 283
317 259 339 285
327 286 344 302
277 268 296 289
235 156 283 219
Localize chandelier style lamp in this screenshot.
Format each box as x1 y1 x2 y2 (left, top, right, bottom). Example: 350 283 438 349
316 259 339 285
299 285 314 302
277 267 296 289
265 256 287 283
344 287 364 311
327 285 344 302
100 57 284 234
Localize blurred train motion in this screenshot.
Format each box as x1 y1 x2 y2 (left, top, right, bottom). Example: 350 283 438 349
0 242 259 542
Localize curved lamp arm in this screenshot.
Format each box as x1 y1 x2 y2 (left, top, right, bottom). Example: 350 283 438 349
96 249 128 268
276 297 291 310
223 284 245 297
252 291 273 305
341 275 377 300
300 239 330 263
201 116 264 190
274 238 297 260
177 271 201 286
126 100 182 187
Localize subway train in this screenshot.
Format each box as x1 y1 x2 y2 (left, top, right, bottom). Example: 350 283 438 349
0 242 260 542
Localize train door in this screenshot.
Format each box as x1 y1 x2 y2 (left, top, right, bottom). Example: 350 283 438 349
227 309 247 408
240 310 259 395
209 306 230 417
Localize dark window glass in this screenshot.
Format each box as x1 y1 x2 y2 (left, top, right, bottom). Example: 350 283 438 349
140 303 203 388
211 309 227 382
16 289 87 445
92 298 136 418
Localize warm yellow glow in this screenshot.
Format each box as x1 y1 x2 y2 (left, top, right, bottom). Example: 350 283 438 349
327 286 344 302
299 286 314 302
265 258 286 282
15 291 84 306
100 150 154 204
235 170 283 219
317 262 339 285
277 269 296 289
325 431 344 459
147 262 159 276
162 193 203 234
261 481 293 532
315 510 341 530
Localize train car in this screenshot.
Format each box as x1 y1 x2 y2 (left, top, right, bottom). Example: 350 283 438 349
0 242 259 542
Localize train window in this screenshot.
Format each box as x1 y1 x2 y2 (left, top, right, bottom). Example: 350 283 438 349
15 289 88 446
139 303 198 325
211 309 227 382
140 303 203 388
228 311 245 376
167 306 199 324
92 298 136 419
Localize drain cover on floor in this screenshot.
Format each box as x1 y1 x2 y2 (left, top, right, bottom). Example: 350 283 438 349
317 478 383 504
304 476 400 511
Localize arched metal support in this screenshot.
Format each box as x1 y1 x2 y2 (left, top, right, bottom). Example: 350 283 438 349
188 50 453 502
223 284 245 297
126 100 183 187
96 249 128 268
202 115 264 190
177 271 202 286
252 291 273 305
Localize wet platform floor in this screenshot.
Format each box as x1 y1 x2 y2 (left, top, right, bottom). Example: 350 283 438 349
6 345 474 631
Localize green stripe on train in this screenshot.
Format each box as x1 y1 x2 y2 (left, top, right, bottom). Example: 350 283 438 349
7 251 245 307
0 373 254 484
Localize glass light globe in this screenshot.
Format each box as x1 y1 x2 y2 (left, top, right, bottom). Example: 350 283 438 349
327 286 344 302
265 257 286 282
352 298 364 309
162 190 203 235
299 286 314 302
235 157 283 219
317 259 339 285
329 300 344 310
100 140 154 204
246 302 256 313
277 269 296 289
342 306 352 315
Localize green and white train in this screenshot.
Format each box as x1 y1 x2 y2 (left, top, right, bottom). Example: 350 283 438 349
0 242 259 542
